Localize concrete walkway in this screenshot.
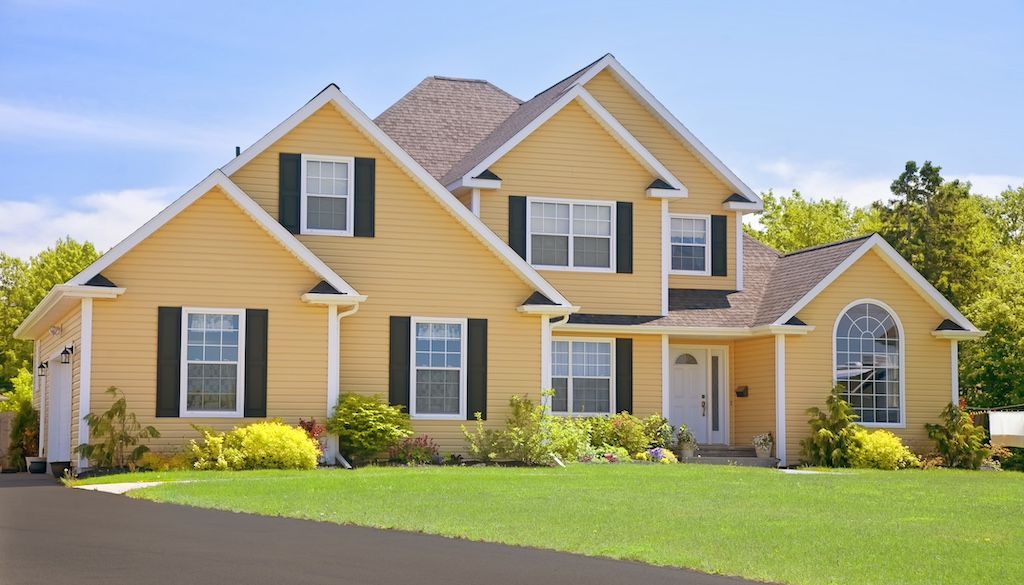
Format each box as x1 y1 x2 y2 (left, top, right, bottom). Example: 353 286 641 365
0 472 765 585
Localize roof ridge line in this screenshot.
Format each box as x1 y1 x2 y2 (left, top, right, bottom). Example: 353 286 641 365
781 234 874 257
530 53 612 99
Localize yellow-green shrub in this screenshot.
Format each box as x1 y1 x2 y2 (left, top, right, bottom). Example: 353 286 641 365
848 429 920 470
188 421 319 470
136 451 192 471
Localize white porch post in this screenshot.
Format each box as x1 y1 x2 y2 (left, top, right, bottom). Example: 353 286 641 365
327 305 340 414
774 333 787 467
77 298 93 469
35 339 45 458
540 315 552 407
735 211 744 291
951 340 959 405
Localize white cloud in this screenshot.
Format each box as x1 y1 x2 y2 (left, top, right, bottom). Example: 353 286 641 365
1 187 178 259
753 160 1024 207
0 101 229 152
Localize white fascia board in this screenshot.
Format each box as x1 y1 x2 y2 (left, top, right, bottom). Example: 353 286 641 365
223 85 572 308
14 285 126 340
301 293 368 306
646 188 687 200
724 201 764 212
931 330 986 340
574 55 761 205
447 177 502 192
556 322 813 337
774 234 979 332
68 171 361 298
516 305 581 316
460 85 685 194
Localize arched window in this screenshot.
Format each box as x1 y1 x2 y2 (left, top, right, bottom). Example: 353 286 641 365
834 301 903 425
675 353 698 365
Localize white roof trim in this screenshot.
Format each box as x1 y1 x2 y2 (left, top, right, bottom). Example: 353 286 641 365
932 329 986 340
14 285 125 340
516 304 580 316
68 170 361 297
457 85 686 195
774 234 979 332
301 292 368 306
222 85 573 307
573 55 762 206
556 322 813 337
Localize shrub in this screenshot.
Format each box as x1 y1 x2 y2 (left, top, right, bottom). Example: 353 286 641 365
546 415 591 463
188 421 319 470
461 395 591 465
580 444 631 464
635 446 678 464
925 402 989 470
136 451 192 471
75 387 159 470
326 393 413 464
848 429 920 470
641 414 673 448
587 412 649 454
4 369 38 470
801 385 863 467
388 435 440 465
298 417 327 454
462 413 501 462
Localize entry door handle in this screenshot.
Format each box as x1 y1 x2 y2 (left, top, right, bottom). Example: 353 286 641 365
701 394 706 417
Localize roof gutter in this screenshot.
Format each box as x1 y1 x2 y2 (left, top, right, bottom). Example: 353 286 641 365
932 330 986 340
555 322 814 337
517 304 580 317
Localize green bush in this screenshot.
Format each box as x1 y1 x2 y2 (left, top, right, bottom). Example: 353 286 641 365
641 414 673 448
462 414 501 462
188 421 319 470
4 369 38 470
461 395 591 465
387 435 439 465
925 402 990 470
327 393 413 464
580 444 632 464
848 429 921 470
587 412 649 454
801 385 863 467
75 387 159 470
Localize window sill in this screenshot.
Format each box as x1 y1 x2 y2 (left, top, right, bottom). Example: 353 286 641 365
860 422 905 429
179 410 244 419
669 270 712 277
300 230 354 237
534 264 615 274
410 413 466 421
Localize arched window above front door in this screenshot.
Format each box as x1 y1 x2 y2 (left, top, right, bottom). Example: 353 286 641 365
675 353 698 365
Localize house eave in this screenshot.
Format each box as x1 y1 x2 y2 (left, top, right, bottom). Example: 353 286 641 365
516 305 581 316
300 293 368 306
931 330 986 340
14 285 126 340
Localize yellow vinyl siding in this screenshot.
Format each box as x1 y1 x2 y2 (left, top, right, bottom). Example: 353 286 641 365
783 249 952 462
230 104 542 451
732 336 776 449
478 100 662 314
553 332 662 417
584 70 737 290
37 305 82 459
94 188 329 453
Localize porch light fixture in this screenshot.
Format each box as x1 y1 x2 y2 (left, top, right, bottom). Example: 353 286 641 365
60 345 74 365
37 362 48 377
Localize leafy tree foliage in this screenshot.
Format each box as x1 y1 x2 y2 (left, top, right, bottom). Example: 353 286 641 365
745 190 878 253
0 238 100 390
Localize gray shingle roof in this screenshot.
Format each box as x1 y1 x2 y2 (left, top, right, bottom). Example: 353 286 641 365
374 76 522 180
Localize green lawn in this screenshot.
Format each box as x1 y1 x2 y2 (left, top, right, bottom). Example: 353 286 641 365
78 466 1022 585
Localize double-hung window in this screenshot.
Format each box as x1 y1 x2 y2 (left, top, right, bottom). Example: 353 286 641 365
181 308 245 417
411 317 467 419
551 339 614 415
670 215 710 275
301 154 354 236
528 198 614 270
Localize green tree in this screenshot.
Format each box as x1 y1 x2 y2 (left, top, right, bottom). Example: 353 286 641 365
0 238 100 390
875 161 996 308
745 189 878 253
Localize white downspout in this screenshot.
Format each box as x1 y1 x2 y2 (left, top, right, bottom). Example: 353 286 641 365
324 303 359 463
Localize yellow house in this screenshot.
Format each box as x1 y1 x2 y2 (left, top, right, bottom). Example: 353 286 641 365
15 54 983 469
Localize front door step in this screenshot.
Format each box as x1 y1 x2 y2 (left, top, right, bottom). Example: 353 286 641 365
675 445 779 468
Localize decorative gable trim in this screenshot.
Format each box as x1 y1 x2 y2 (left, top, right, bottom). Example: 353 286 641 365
573 55 762 208
67 170 362 298
451 84 686 198
774 234 979 332
221 84 572 307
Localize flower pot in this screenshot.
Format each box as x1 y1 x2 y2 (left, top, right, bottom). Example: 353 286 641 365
755 446 772 458
49 461 72 479
681 446 695 458
25 456 47 474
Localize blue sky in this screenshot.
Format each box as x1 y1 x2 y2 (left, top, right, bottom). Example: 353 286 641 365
2 1 1022 257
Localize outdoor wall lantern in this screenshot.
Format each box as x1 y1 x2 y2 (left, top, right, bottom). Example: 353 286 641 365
60 346 74 364
37 362 48 377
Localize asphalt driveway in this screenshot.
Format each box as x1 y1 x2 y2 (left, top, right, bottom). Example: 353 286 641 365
0 473 761 585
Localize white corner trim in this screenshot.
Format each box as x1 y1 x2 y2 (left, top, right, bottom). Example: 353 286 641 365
661 200 669 316
77 298 93 469
67 171 360 298
573 55 760 205
774 333 787 467
735 211 744 291
35 340 45 457
460 85 686 195
774 234 979 332
222 85 571 308
327 305 340 417
540 315 552 401
951 340 959 405
661 335 670 418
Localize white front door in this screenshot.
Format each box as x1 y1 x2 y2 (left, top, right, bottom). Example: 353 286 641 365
46 361 72 462
670 347 708 443
669 346 728 445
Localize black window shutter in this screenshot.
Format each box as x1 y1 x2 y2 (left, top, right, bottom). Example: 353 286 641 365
244 309 269 418
508 196 527 259
616 201 633 274
354 157 376 237
467 319 488 420
279 153 301 234
156 307 182 417
615 338 633 414
389 317 411 411
711 215 728 277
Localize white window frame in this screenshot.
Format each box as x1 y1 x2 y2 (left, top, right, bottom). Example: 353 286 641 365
300 154 355 237
668 213 712 276
525 196 616 273
409 316 468 421
180 307 246 418
831 298 906 428
550 337 616 416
